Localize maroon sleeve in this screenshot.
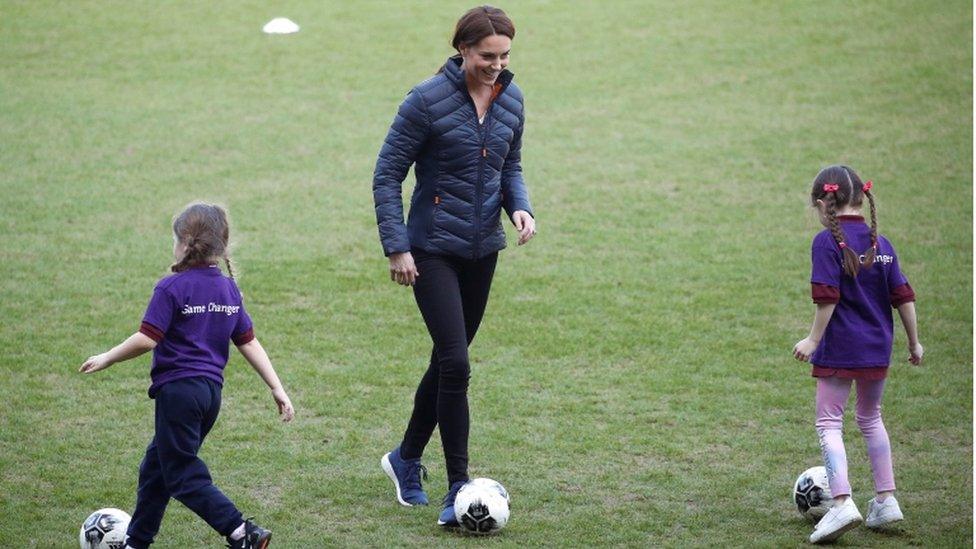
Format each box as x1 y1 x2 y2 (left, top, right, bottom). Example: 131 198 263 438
139 321 165 343
811 283 840 304
890 283 916 307
232 328 255 346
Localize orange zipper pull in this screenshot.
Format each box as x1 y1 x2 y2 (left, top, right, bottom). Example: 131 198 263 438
434 196 440 205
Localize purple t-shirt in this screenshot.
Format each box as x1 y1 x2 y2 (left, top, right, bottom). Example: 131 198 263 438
139 265 254 397
809 217 909 368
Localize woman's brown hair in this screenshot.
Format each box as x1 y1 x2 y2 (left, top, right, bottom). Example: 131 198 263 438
810 165 878 278
170 202 236 279
451 5 515 51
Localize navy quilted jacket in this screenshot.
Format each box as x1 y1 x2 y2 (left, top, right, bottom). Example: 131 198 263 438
373 56 533 259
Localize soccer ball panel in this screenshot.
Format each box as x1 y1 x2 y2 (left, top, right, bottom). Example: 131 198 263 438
454 480 510 534
79 508 131 549
793 466 834 521
469 477 510 503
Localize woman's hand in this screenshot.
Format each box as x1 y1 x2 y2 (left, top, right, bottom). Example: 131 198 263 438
272 387 295 422
389 252 419 286
512 210 536 246
792 337 819 362
79 353 113 373
908 342 924 365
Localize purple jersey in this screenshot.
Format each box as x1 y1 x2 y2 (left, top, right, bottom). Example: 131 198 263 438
139 265 254 397
809 216 910 368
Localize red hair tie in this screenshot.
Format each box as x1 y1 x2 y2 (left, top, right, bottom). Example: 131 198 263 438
838 242 847 249
862 180 873 192
823 184 839 193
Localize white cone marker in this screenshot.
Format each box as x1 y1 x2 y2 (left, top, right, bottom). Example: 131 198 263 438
263 17 300 34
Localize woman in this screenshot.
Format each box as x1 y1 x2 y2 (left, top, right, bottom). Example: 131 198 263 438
372 5 535 527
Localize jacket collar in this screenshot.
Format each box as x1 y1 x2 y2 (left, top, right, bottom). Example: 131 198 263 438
442 55 514 95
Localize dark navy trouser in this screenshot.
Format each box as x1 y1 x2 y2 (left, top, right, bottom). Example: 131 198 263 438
400 249 497 486
126 377 243 548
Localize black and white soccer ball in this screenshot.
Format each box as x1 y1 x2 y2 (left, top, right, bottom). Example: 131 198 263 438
793 466 834 521
453 478 510 534
79 508 130 549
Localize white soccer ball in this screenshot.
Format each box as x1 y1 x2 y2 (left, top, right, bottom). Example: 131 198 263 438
454 478 510 534
79 508 130 549
793 466 834 521
468 477 510 503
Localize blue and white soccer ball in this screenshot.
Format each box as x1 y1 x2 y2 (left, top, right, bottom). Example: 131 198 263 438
793 466 834 521
453 478 510 534
79 508 130 549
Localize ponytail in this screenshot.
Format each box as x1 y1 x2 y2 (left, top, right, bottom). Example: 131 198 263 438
223 255 236 280
822 192 861 277
861 183 878 270
170 236 210 273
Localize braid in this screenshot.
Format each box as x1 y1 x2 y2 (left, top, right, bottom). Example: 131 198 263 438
170 253 193 273
170 257 185 273
862 189 878 269
824 193 860 277
224 255 236 280
840 165 876 271
170 237 210 273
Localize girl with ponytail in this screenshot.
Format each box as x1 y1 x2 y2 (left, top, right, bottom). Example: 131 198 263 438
80 202 294 549
792 166 923 544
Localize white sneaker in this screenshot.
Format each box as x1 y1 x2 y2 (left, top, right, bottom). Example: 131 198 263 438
810 498 863 544
865 496 904 529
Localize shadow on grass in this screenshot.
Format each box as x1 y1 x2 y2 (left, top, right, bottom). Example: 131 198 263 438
786 516 916 546
866 524 913 544
437 525 510 542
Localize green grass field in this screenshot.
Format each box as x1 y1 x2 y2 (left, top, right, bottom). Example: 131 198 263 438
1 1 971 546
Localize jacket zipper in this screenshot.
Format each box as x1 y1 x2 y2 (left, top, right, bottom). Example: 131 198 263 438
456 69 506 259
474 106 492 259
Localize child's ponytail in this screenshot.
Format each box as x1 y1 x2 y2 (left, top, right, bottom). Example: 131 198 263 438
821 189 862 277
861 179 878 270
223 256 236 280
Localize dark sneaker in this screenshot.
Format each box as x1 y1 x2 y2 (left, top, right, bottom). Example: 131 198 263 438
437 481 466 527
381 446 429 506
226 518 272 549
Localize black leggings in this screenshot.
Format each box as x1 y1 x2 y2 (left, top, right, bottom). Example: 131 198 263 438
399 248 498 486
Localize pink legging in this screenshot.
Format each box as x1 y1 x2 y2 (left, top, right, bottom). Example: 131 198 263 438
815 376 896 497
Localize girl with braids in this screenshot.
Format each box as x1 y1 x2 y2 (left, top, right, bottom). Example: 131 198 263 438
792 165 923 544
80 202 294 549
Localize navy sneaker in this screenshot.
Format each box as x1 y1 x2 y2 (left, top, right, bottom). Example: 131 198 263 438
381 446 429 506
225 518 271 549
437 481 466 527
